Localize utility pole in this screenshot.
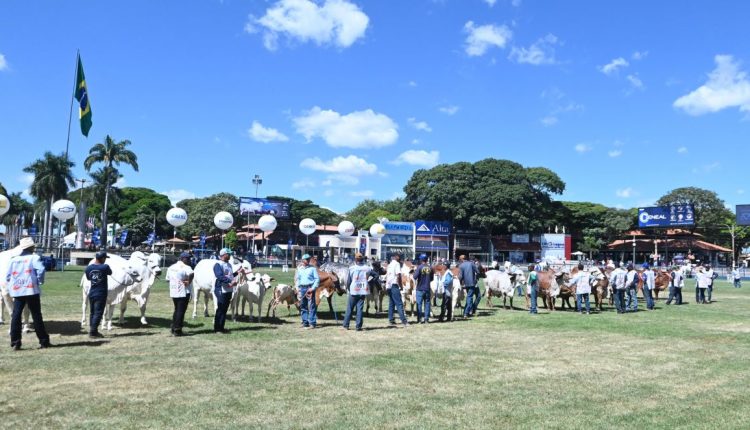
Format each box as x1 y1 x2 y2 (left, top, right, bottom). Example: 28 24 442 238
75 178 88 249
250 174 263 255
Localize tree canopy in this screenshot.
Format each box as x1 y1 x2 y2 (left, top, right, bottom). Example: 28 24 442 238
657 187 733 242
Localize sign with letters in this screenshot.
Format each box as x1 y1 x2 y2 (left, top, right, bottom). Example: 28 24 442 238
638 205 695 228
737 205 750 226
415 220 451 237
239 197 290 219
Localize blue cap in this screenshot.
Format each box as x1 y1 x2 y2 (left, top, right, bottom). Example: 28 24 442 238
642 263 650 269
95 251 108 260
179 252 191 259
301 253 311 260
419 253 428 261
219 248 234 256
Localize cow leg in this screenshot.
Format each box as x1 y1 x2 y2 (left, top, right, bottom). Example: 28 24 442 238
105 303 115 331
139 291 149 325
81 291 88 328
266 298 274 318
191 291 199 319
21 306 30 333
119 300 127 325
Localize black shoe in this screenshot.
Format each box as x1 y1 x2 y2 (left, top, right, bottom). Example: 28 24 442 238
214 329 230 334
89 332 104 339
11 344 21 351
39 342 52 349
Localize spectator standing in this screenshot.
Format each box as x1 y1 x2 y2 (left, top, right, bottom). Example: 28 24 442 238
84 251 112 338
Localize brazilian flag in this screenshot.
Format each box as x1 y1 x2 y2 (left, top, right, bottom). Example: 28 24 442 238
74 56 92 137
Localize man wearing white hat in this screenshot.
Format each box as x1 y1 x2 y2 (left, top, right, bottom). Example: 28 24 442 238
5 237 51 350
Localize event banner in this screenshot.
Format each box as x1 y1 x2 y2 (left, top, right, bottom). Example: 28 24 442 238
239 197 290 219
737 205 750 226
511 233 529 243
541 233 567 261
415 220 451 237
638 205 695 228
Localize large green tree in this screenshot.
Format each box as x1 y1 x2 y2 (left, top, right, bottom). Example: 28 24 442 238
561 201 635 256
23 151 75 247
403 158 565 234
267 196 341 226
656 187 733 243
84 135 139 248
177 193 240 242
346 199 404 229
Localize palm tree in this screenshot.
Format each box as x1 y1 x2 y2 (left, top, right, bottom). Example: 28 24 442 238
1 193 34 248
23 152 75 247
84 136 138 248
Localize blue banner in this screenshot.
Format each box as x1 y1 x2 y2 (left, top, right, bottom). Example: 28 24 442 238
29 224 38 237
239 197 290 219
200 232 206 247
147 231 156 246
638 205 695 228
92 228 101 246
119 229 128 246
737 205 750 226
415 220 452 237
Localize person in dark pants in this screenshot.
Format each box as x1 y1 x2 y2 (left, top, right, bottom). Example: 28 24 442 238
5 237 51 350
342 253 371 331
413 254 433 324
84 251 113 338
458 255 479 318
438 265 455 321
385 254 408 327
296 254 320 329
527 264 539 314
705 264 717 303
666 266 683 305
168 252 194 336
213 248 238 333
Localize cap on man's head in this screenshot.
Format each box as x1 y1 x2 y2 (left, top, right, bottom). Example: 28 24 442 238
419 253 428 261
18 237 35 250
95 251 108 260
620 261 626 267
179 251 191 260
642 263 650 269
301 253 311 260
219 248 234 256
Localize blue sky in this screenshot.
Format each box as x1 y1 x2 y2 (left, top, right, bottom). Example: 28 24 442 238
1 0 749 215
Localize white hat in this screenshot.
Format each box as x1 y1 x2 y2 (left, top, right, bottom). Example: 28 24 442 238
18 237 35 250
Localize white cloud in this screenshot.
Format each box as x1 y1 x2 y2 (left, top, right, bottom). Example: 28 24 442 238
0 54 7 71
509 34 559 65
439 105 459 115
574 143 592 153
540 116 558 127
246 0 369 51
349 190 374 198
392 150 440 167
411 138 421 145
391 191 406 199
616 187 636 198
632 51 648 61
674 55 750 116
327 174 360 185
483 0 497 6
738 189 745 195
608 149 622 158
692 161 720 174
114 178 127 188
161 189 196 206
291 179 316 189
626 74 644 90
294 106 398 148
301 155 378 176
408 80 417 87
599 57 629 75
463 21 512 57
248 120 289 143
677 146 688 154
407 117 432 132
17 174 34 186
512 0 522 6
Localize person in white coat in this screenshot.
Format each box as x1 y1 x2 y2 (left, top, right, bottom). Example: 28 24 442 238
167 252 194 336
567 263 591 314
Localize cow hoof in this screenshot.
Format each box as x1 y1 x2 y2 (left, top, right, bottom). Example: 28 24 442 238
204 312 209 318
140 318 148 325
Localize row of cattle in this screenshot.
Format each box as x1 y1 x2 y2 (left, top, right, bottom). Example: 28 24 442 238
0 248 676 334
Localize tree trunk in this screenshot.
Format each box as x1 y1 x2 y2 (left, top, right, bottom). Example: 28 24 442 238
102 180 111 249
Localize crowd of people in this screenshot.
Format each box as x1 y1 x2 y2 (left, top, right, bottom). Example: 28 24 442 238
3 235 742 350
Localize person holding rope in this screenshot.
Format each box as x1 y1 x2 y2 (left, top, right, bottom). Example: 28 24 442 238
296 253 320 329
386 254 408 327
212 248 238 334
84 250 112 338
342 253 373 331
167 252 194 336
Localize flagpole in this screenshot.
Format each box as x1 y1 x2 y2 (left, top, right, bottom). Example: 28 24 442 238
65 50 80 161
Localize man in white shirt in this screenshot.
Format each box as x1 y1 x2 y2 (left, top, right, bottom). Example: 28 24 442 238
567 263 591 315
386 254 408 327
733 267 742 288
666 266 683 305
167 252 194 336
610 263 627 313
625 264 639 312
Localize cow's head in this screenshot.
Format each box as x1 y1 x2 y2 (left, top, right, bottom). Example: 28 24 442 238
147 253 162 277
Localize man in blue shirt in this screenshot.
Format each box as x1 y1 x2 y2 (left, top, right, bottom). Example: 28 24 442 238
212 248 237 334
413 254 433 324
84 251 112 338
296 254 320 329
5 237 50 350
458 255 479 318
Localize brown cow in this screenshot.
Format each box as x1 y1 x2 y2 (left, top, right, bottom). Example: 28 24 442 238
586 266 611 312
635 269 671 301
536 269 567 311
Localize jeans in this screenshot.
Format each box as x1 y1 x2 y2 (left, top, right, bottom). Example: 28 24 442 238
576 293 590 313
529 287 538 314
643 287 654 310
299 287 317 327
613 289 626 312
472 285 482 314
675 287 683 305
516 285 524 297
464 286 478 317
343 295 365 330
415 290 431 323
666 286 677 305
695 285 700 303
214 291 232 331
626 287 638 312
707 284 713 302
439 294 453 321
698 288 707 303
89 297 106 334
10 294 49 348
734 279 742 288
387 285 408 324
171 294 190 333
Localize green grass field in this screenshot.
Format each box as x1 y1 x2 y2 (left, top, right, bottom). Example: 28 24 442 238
1 267 749 429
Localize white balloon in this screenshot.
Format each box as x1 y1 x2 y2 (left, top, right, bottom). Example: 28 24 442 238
214 211 234 230
51 199 77 221
369 223 386 239
338 220 355 236
299 218 317 236
0 195 9 216
258 214 277 232
166 207 188 227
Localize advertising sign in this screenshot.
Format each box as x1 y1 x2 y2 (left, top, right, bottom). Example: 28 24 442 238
541 233 566 261
638 205 695 228
415 220 451 237
119 229 128 246
511 234 530 243
383 221 414 235
239 197 290 219
737 204 750 226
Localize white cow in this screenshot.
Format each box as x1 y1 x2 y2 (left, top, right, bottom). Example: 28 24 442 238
80 264 143 330
191 256 247 319
484 269 516 309
0 247 31 331
265 283 299 318
80 252 161 330
231 272 272 322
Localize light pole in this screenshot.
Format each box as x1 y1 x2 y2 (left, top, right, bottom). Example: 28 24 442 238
632 234 636 265
250 174 262 255
75 178 88 249
722 223 737 268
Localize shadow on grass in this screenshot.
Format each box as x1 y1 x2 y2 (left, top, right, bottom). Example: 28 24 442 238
112 331 157 338
45 320 87 337
53 339 110 348
187 325 278 335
